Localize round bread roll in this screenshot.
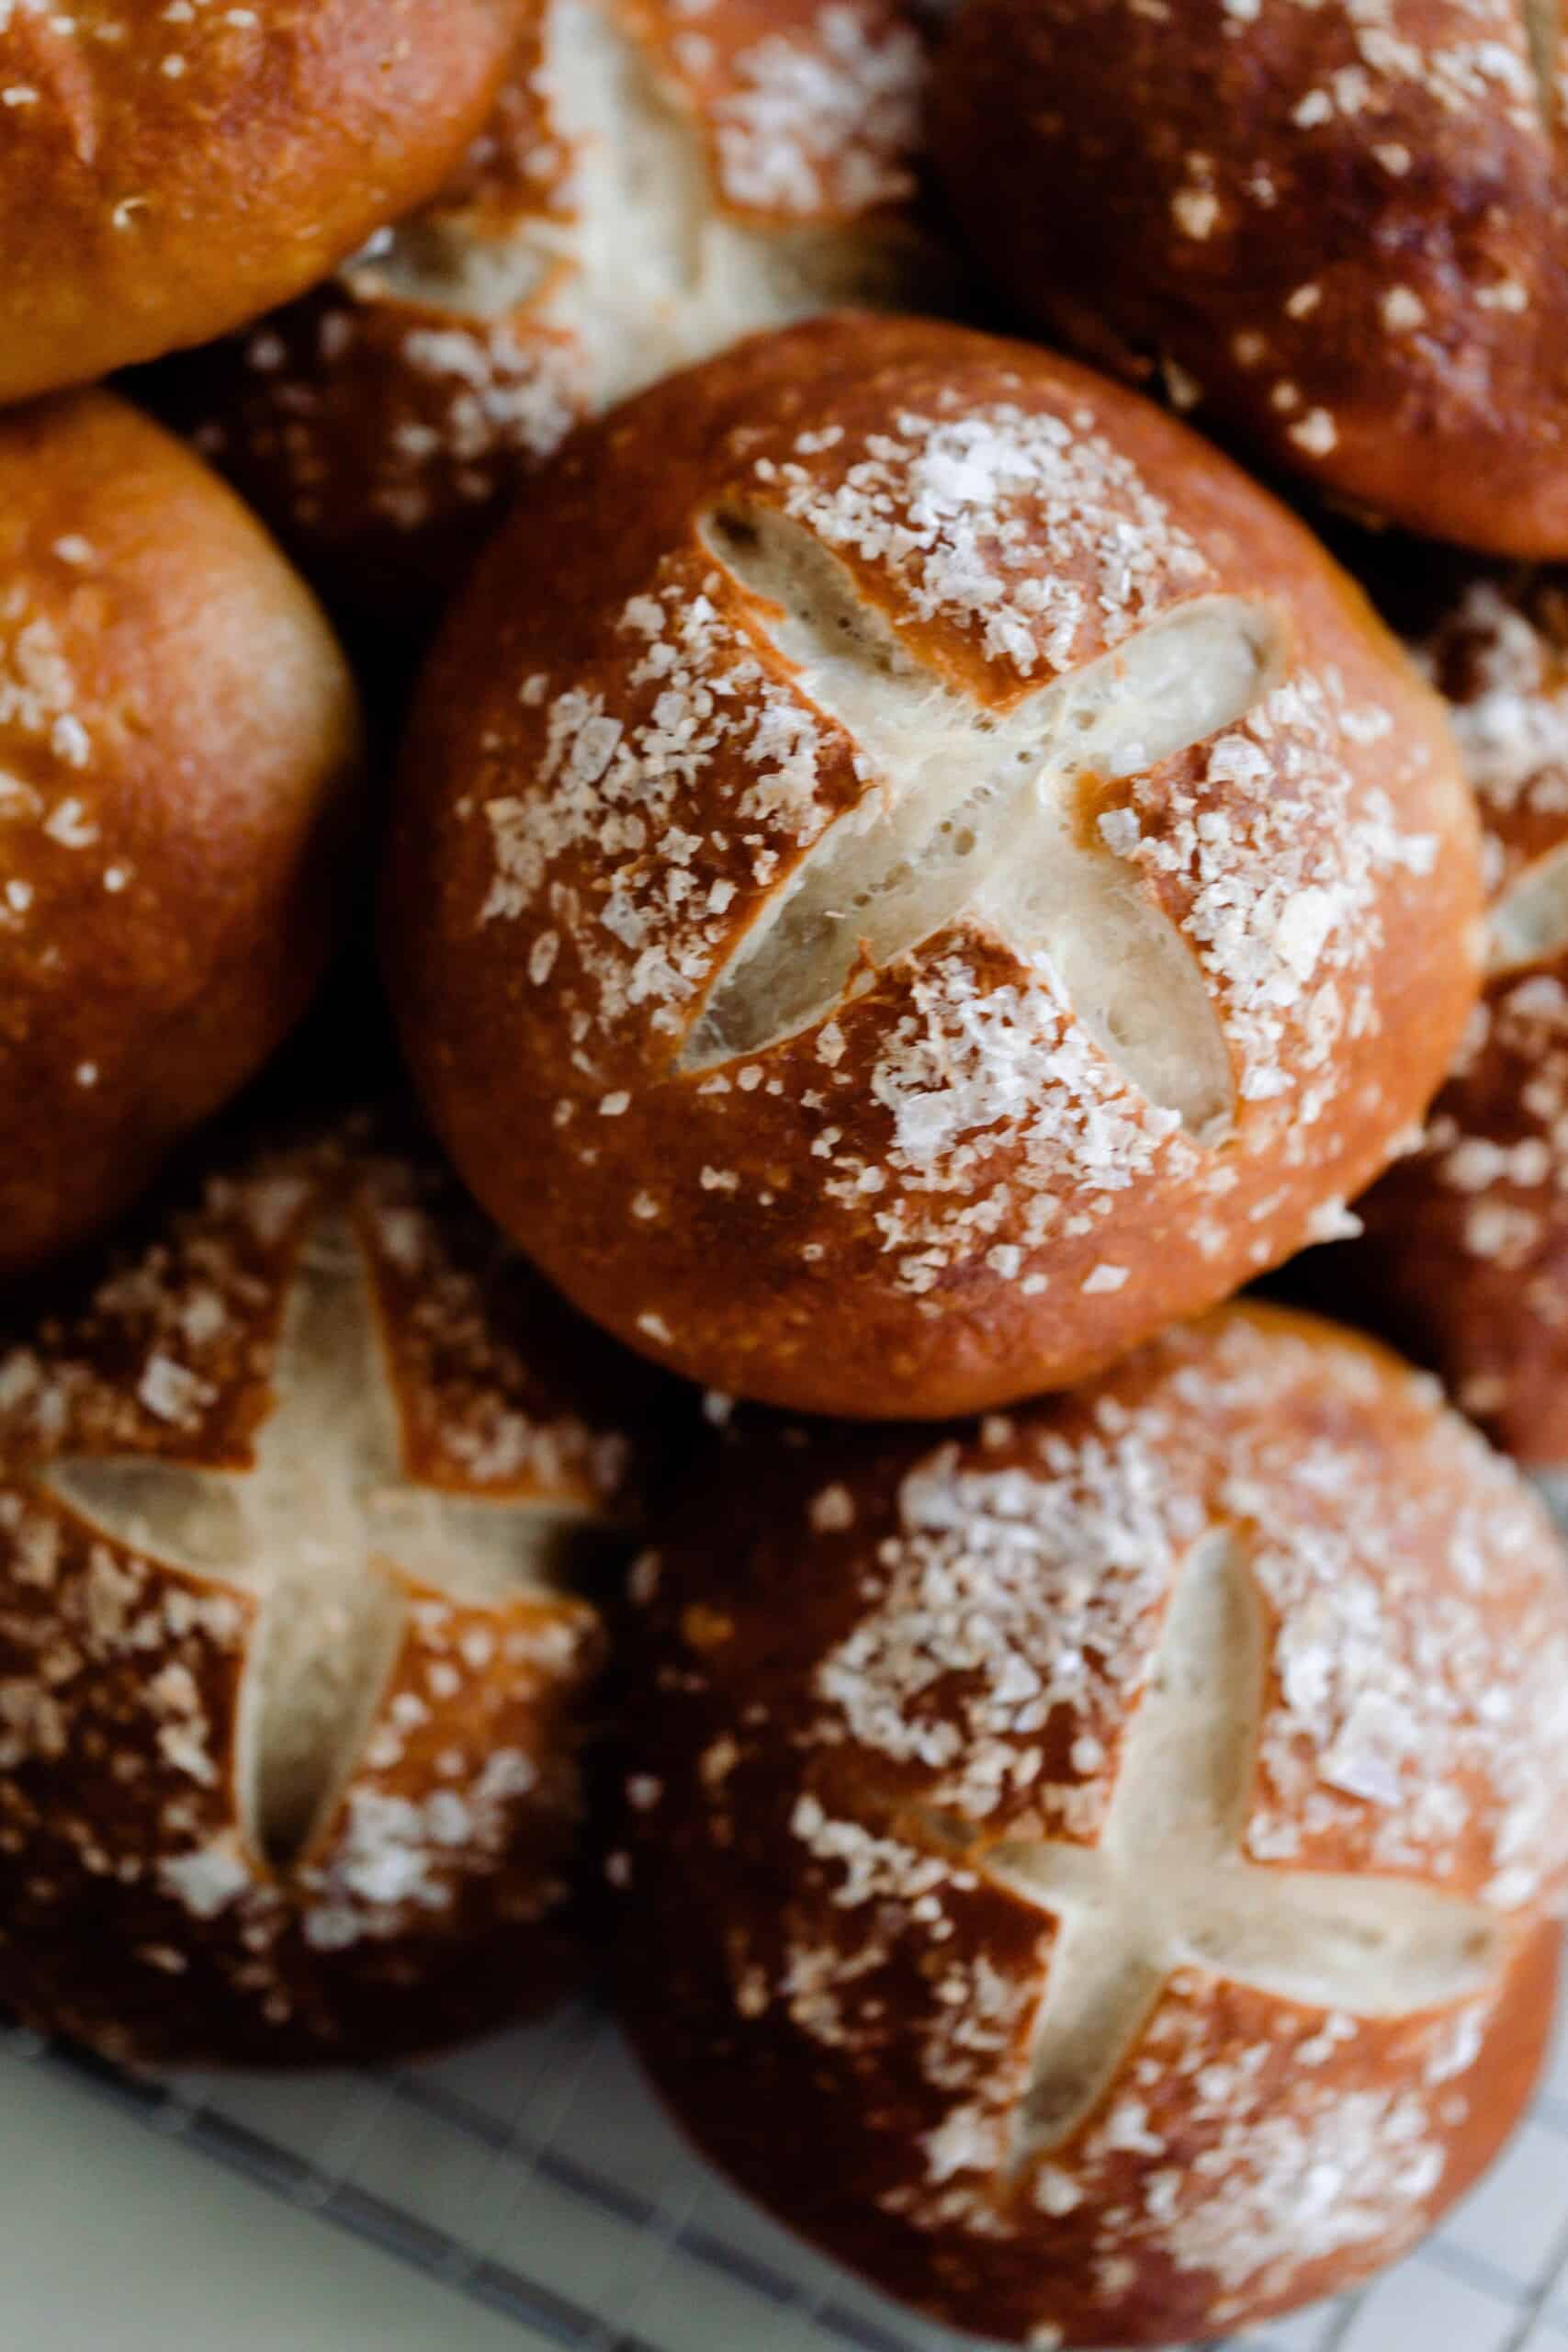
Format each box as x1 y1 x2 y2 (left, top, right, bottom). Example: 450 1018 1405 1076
152 0 938 622
1348 571 1568 1476
386 314 1482 1419
0 1114 672 2067
0 391 362 1283
932 0 1568 558
0 0 525 405
619 1305 1568 2347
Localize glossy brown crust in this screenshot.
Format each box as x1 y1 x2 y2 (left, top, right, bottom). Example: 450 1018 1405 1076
1348 573 1568 1465
0 0 525 403
146 27 566 626
0 391 361 1282
0 1119 672 2068
614 0 928 225
932 0 1568 557
148 0 936 625
385 313 1481 1419
619 1306 1568 2345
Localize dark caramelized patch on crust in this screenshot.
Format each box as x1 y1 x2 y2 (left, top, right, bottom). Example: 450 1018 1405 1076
934 0 1568 556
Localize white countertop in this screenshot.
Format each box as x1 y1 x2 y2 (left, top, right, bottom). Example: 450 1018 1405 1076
0 2045 551 2352
9 1995 1568 2352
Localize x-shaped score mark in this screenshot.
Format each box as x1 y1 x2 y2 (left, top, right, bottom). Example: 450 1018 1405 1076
682 505 1286 1145
39 1216 596 1863
906 1532 1502 2164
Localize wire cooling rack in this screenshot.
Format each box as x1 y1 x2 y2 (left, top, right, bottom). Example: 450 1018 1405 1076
8 1984 1568 2352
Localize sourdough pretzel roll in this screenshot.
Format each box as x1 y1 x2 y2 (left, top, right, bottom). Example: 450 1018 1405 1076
386 315 1482 1419
619 1305 1568 2347
1348 572 1568 1473
932 0 1568 558
0 1115 672 2067
153 0 937 622
0 391 360 1282
0 0 525 405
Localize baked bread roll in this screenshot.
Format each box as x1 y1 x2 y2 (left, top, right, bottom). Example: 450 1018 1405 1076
152 0 937 622
1348 571 1568 1476
0 1115 671 2067
386 314 1482 1419
0 391 360 1281
619 1305 1568 2346
0 0 524 405
933 0 1568 558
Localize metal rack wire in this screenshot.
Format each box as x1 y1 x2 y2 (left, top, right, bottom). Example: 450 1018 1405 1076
9 1981 1568 2352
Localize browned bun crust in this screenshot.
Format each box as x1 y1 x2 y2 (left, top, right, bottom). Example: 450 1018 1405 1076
0 1113 679 2068
619 1305 1568 2346
932 0 1568 558
385 312 1481 1419
0 390 362 1281
1348 571 1568 1468
0 0 527 404
146 0 939 625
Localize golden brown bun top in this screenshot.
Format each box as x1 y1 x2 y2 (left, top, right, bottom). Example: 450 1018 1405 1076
933 0 1568 557
152 0 937 625
388 312 1480 1417
0 1112 677 2065
622 1304 1568 2343
0 390 361 1280
0 0 526 402
638 1303 1568 1975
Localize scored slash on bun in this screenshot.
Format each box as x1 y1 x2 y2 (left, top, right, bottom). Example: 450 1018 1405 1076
0 0 525 404
149 0 940 622
619 1305 1568 2347
0 1114 672 2068
1347 571 1568 1476
932 0 1568 557
0 390 361 1281
386 313 1482 1419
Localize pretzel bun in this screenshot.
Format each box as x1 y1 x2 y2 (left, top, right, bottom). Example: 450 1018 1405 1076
619 1305 1568 2346
0 0 525 406
386 314 1482 1419
0 1114 676 2067
1346 571 1568 1475
0 391 360 1282
932 0 1568 558
152 0 938 623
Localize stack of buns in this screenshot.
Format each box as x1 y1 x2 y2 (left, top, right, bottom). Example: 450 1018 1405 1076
4 4 1568 2346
